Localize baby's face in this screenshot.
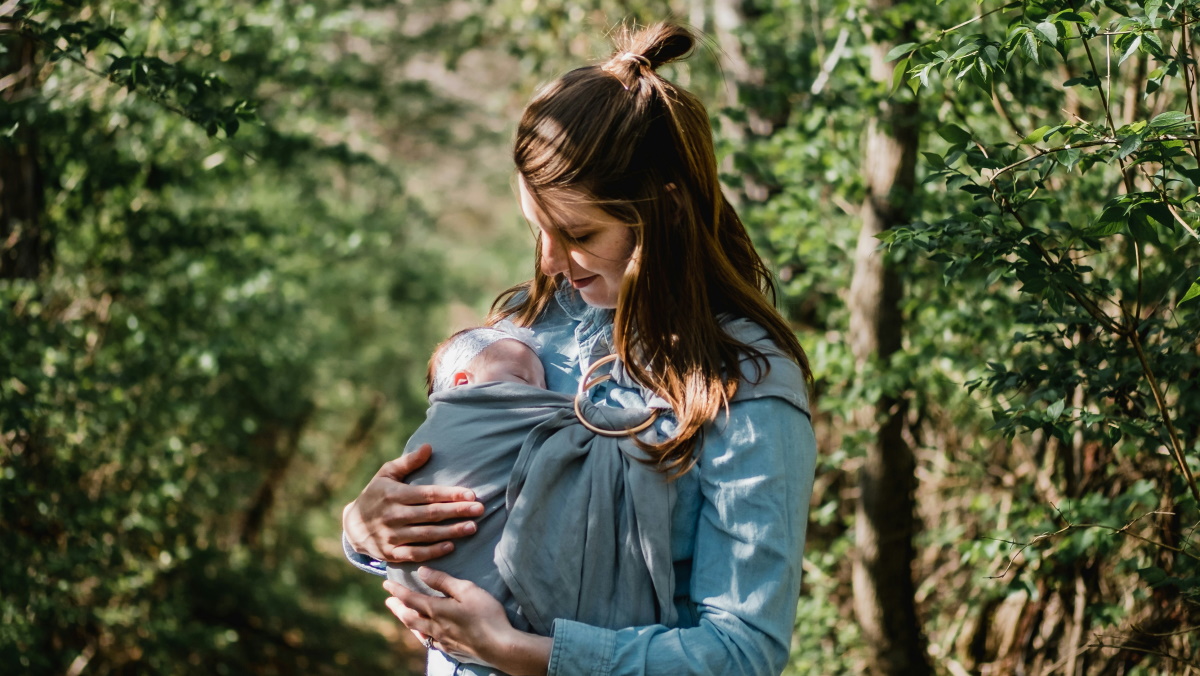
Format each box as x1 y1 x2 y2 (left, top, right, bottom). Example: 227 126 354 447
465 339 546 389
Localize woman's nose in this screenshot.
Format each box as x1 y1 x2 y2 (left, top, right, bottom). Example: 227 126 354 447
539 229 568 277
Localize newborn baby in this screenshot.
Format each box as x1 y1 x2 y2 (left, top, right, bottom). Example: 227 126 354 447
382 322 676 648
426 324 546 394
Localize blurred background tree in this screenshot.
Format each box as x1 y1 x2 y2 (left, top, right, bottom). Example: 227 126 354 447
2 1 1197 675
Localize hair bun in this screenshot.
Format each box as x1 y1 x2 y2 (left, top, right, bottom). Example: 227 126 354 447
610 22 695 72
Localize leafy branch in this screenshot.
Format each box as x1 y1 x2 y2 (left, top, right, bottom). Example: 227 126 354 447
986 507 1200 580
10 11 260 159
997 203 1200 504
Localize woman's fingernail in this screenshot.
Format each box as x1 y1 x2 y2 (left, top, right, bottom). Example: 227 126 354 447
461 490 475 501
462 522 477 534
417 566 430 578
440 542 454 553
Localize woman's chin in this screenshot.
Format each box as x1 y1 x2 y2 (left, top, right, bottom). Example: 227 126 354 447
578 288 617 309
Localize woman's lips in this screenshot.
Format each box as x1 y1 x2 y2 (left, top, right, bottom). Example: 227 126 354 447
570 275 598 289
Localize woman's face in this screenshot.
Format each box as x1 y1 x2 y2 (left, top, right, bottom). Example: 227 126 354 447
518 178 636 309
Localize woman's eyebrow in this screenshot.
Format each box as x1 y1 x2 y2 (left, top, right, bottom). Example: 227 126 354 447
557 223 594 234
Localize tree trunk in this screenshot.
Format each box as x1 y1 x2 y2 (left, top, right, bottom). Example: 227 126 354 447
848 3 931 674
1 33 47 280
709 0 789 204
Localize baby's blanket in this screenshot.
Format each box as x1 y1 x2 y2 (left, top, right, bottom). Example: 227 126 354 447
388 382 677 637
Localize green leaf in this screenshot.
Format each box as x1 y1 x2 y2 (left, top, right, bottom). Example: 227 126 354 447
1034 22 1058 45
885 42 918 62
1088 204 1125 236
949 43 979 61
1050 11 1086 23
1021 125 1053 145
1116 134 1143 159
1063 76 1099 88
938 124 972 145
1144 0 1162 26
1149 110 1188 129
890 57 910 95
1180 168 1200 186
1180 280 1200 306
982 45 1000 67
1022 31 1040 64
1047 399 1066 419
1119 35 1141 66
921 151 947 170
1141 31 1164 56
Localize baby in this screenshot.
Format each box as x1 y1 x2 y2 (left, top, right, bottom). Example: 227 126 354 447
374 322 675 647
425 324 546 394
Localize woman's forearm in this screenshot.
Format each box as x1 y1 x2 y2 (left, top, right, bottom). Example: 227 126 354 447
483 631 552 676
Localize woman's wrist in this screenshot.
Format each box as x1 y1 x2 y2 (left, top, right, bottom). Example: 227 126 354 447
482 628 552 676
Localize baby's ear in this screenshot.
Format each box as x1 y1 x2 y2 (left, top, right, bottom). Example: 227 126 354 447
453 371 470 387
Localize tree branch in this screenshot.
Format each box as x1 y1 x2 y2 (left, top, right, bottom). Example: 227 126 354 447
1128 329 1200 505
1088 638 1200 670
986 508 1200 581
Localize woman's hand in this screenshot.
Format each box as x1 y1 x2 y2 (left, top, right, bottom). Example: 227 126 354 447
342 444 484 562
384 569 552 676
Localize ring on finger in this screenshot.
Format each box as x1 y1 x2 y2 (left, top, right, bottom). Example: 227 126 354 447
423 636 435 650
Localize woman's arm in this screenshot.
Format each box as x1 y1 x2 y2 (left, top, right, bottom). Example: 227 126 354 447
381 398 816 676
546 397 817 676
343 444 484 563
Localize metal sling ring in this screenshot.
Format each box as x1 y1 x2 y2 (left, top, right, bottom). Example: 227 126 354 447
574 353 660 438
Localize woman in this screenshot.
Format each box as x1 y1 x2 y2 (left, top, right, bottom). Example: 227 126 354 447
343 22 818 676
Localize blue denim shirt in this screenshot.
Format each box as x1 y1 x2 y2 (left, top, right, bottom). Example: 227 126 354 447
350 286 817 676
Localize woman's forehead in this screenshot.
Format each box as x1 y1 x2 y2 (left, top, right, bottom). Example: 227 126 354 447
518 180 630 230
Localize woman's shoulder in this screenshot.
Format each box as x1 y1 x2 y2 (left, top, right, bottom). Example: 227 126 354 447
719 315 811 416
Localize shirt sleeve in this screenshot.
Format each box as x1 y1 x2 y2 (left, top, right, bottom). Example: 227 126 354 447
547 396 817 676
342 531 388 577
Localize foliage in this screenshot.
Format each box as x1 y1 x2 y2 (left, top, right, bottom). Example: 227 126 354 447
1 0 504 672
719 0 1200 672
7 0 1200 674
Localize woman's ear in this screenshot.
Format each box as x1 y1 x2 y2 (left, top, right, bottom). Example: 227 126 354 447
453 371 470 387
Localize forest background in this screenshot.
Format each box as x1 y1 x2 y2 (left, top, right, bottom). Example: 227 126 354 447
3 0 1199 674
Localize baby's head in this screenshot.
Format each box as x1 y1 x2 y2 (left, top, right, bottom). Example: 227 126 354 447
427 324 546 396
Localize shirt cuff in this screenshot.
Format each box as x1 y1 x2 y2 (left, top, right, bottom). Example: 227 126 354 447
341 531 387 577
548 619 615 676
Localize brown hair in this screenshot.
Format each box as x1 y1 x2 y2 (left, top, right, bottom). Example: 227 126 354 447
491 22 812 475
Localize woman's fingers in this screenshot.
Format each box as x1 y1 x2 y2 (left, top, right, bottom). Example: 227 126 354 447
385 596 431 634
407 499 483 523
342 444 482 561
390 541 454 563
384 580 440 617
417 567 475 599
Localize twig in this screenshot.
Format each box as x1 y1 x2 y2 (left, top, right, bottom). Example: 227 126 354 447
1128 330 1200 505
988 136 1200 185
1023 234 1122 334
1089 638 1200 670
810 28 849 95
1081 25 1120 137
935 1 1022 39
1178 13 1200 160
1135 163 1200 242
1126 625 1200 638
985 508 1200 580
1077 21 1137 192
